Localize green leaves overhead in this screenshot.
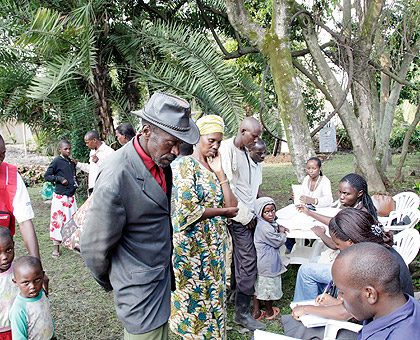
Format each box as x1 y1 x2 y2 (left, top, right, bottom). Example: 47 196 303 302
117 20 247 132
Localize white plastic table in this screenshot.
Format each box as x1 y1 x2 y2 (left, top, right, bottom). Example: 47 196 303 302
276 205 340 264
276 205 340 239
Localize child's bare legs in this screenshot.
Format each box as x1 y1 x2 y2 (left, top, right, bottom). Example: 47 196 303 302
252 296 262 319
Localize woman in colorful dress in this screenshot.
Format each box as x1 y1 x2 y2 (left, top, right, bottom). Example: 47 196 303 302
170 115 238 340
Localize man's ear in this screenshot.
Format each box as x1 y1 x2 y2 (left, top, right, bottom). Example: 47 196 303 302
142 124 151 138
364 286 378 305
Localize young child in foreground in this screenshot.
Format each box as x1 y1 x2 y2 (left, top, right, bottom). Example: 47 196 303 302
10 256 56 340
253 197 289 321
44 139 78 258
0 226 19 340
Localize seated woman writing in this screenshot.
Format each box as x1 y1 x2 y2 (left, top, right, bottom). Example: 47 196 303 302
286 157 334 252
282 208 414 340
293 173 378 302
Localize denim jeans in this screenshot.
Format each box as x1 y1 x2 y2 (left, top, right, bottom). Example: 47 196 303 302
293 263 332 302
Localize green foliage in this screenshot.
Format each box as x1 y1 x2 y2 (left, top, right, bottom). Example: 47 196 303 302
336 127 353 150
390 124 420 150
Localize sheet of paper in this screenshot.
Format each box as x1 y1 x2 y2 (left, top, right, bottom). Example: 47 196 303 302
290 300 330 328
292 184 304 205
276 204 298 220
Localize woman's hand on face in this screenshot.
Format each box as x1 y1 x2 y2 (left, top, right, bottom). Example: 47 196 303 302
291 305 308 321
311 225 326 237
207 151 222 174
223 207 239 218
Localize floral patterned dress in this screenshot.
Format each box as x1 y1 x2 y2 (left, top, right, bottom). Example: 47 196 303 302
49 193 77 242
169 156 227 340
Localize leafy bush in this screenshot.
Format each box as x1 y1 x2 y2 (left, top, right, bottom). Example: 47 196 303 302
336 127 352 150
390 124 420 150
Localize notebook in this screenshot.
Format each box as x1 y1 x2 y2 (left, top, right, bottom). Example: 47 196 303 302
290 300 330 328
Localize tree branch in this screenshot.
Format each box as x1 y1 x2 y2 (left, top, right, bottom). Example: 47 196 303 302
292 41 335 57
202 5 228 19
292 59 335 105
259 65 286 142
225 0 265 49
137 0 167 21
196 0 259 59
368 60 419 90
196 0 230 56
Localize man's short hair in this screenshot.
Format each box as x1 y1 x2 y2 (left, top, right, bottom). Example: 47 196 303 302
0 226 13 244
85 130 100 140
14 256 43 275
58 139 71 148
250 137 266 151
336 242 401 295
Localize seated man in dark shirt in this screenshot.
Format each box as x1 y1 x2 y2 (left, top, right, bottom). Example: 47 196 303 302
332 242 420 340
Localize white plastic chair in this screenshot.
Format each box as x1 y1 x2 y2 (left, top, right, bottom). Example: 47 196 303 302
381 208 420 231
392 228 420 265
286 239 326 265
323 320 363 340
393 192 420 211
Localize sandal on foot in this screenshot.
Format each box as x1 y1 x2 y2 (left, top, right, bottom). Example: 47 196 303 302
254 310 266 321
265 307 280 320
52 252 60 258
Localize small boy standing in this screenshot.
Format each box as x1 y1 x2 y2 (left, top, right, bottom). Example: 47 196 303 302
0 227 19 340
10 256 56 340
44 140 78 257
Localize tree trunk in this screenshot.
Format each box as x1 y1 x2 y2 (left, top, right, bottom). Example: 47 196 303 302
394 102 420 182
90 59 115 140
301 22 386 192
375 39 420 171
225 0 314 181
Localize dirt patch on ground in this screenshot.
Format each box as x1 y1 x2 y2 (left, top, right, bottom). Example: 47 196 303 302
264 153 292 163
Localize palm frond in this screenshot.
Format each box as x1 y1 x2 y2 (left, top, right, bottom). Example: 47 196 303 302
27 54 83 99
127 20 246 130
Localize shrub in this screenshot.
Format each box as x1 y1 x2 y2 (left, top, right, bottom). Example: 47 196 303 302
336 127 352 150
390 124 420 150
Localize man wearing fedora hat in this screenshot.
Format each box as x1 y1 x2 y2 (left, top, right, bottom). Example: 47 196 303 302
81 92 200 340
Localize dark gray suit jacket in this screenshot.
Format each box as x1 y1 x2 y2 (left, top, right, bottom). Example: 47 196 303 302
81 140 173 334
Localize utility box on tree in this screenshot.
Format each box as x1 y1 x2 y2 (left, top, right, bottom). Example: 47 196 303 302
319 122 337 153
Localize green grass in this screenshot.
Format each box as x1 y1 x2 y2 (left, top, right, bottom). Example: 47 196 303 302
12 151 420 339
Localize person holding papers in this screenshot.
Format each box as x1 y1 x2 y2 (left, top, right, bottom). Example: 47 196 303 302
281 208 413 340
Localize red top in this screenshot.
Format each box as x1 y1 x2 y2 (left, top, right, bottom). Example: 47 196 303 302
0 162 17 235
133 134 167 194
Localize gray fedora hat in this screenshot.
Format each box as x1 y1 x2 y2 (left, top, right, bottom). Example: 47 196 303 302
132 92 200 145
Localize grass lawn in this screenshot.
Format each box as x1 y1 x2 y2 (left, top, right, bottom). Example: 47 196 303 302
12 152 420 339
